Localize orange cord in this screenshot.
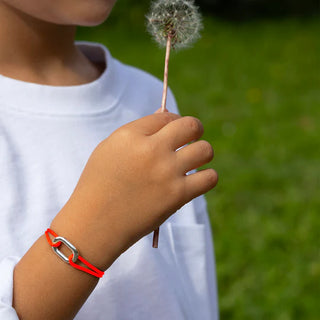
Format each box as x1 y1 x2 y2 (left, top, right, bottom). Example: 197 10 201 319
69 254 104 278
45 228 61 247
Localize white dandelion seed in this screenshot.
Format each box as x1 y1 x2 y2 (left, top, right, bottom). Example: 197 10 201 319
146 0 203 248
146 0 203 50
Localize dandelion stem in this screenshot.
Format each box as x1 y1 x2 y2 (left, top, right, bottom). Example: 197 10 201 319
160 35 172 112
152 228 159 248
148 0 203 249
152 34 172 248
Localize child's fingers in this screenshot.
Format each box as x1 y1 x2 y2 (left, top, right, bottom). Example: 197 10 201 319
156 116 204 150
124 112 180 136
175 140 214 174
183 168 218 201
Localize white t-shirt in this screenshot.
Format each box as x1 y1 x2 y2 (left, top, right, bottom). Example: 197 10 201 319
0 41 219 320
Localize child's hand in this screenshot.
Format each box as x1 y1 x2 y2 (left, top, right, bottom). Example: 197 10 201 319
51 112 218 270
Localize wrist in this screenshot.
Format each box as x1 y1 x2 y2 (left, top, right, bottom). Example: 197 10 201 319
50 199 123 272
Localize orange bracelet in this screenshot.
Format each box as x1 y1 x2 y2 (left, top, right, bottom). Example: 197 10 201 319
45 228 104 278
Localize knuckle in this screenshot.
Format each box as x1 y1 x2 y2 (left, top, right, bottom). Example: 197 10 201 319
155 160 174 179
184 116 204 136
157 112 176 127
139 140 156 160
116 127 132 142
167 180 186 206
161 112 174 123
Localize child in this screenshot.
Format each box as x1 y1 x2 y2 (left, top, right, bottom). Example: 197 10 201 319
0 0 219 319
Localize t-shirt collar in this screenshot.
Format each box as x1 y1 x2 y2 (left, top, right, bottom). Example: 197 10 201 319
0 41 126 116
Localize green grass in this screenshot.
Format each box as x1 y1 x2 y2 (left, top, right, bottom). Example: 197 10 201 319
77 14 320 319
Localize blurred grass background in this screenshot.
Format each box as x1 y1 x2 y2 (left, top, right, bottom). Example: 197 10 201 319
77 1 320 318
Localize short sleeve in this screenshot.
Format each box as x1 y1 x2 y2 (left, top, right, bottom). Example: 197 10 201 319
0 256 20 319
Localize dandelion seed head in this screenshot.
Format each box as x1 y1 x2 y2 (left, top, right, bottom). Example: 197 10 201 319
146 0 203 50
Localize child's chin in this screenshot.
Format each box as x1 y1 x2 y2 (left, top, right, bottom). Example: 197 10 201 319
59 2 114 27
63 9 111 27
74 13 111 27
78 0 116 26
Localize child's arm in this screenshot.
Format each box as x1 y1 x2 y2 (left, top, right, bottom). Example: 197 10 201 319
12 112 218 320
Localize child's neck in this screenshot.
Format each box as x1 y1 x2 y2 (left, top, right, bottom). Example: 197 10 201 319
0 3 104 86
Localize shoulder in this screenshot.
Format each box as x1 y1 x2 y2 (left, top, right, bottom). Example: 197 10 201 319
121 63 162 92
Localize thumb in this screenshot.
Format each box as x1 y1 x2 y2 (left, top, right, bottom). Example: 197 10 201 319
124 111 180 136
155 107 169 114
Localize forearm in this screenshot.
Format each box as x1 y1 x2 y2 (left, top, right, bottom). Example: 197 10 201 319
13 234 98 319
13 200 119 320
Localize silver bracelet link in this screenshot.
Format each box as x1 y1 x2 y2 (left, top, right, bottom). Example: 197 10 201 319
52 236 79 263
